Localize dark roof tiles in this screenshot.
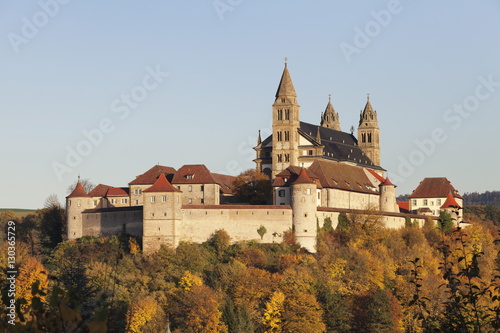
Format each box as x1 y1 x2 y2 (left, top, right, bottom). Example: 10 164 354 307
129 165 176 185
408 177 462 199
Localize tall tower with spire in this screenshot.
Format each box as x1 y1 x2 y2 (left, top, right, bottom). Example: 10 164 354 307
357 94 380 166
320 94 341 131
271 61 301 179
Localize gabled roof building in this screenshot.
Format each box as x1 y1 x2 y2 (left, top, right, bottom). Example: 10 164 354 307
408 177 463 219
66 62 463 254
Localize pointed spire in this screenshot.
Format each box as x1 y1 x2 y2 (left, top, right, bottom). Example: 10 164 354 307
441 193 461 209
275 61 297 99
380 176 395 187
67 181 90 198
143 174 181 193
363 93 374 113
257 130 262 144
316 127 322 144
291 168 315 185
321 94 341 130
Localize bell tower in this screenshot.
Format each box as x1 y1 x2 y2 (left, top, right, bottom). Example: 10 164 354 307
271 60 301 179
357 94 380 166
320 94 341 131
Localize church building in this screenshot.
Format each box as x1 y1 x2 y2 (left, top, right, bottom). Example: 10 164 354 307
254 62 384 180
66 62 451 254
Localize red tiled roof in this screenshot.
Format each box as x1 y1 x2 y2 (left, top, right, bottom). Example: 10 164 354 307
89 184 112 197
366 168 386 183
172 164 215 184
106 187 129 197
129 165 176 185
171 165 236 194
291 168 315 185
307 160 378 194
273 166 321 188
408 177 462 199
441 193 461 209
397 201 410 213
211 173 236 195
67 182 90 198
143 174 181 193
380 177 395 187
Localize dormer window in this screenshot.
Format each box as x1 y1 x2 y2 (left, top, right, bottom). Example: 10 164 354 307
186 174 194 180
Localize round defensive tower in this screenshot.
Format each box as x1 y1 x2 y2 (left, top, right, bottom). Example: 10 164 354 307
66 181 91 240
291 168 318 253
379 177 398 213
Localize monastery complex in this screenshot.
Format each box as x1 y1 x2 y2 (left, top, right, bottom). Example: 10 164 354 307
66 63 464 253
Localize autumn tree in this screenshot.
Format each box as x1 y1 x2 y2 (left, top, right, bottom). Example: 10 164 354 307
262 291 285 333
352 288 402 333
281 292 326 333
209 229 231 259
233 169 271 204
126 296 161 333
172 285 228 333
16 256 49 317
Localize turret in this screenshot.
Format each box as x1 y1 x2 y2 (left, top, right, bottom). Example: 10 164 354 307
358 94 381 166
440 192 462 226
290 168 317 252
379 177 398 213
272 60 301 179
142 174 182 253
66 181 91 240
320 94 341 131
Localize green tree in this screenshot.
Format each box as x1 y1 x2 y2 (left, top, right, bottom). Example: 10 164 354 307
337 213 349 231
40 196 66 247
322 217 333 232
257 225 267 240
438 211 454 234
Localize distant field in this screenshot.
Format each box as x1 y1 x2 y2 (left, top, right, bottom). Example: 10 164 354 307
0 208 37 218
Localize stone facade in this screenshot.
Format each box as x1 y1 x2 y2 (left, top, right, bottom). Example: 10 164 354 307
66 63 462 254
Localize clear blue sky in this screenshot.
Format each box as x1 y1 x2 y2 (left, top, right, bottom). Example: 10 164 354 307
1 1 499 209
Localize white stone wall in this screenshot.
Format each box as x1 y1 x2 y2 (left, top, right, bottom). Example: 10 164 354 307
410 197 463 219
321 188 380 210
179 207 292 245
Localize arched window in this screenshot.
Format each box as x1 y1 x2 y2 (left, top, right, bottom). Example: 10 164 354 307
277 109 283 120
285 109 290 120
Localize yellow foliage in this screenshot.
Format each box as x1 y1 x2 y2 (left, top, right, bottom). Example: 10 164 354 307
179 270 203 291
16 256 49 311
126 296 159 333
262 291 285 333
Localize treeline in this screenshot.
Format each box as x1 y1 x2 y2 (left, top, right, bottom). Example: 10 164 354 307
1 209 500 332
463 191 500 207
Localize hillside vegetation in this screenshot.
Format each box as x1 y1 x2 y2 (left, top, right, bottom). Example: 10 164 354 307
2 208 500 332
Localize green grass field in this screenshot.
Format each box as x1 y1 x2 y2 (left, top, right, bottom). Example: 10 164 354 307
0 208 37 218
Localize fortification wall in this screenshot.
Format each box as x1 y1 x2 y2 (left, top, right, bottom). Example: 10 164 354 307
316 207 435 230
82 207 143 238
322 188 380 210
179 205 293 244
